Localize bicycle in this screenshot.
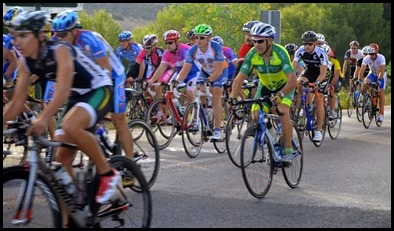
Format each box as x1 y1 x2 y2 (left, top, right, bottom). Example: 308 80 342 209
362 81 382 128
292 80 326 147
146 81 188 150
346 78 363 122
3 120 152 228
322 82 342 140
81 117 160 191
238 96 303 199
225 80 257 168
181 79 227 158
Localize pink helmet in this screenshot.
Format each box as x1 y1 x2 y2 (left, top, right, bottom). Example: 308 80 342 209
369 43 379 52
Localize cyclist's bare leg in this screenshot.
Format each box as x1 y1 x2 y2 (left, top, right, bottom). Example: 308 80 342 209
277 104 292 149
315 93 325 131
212 87 223 129
111 112 135 159
378 89 385 116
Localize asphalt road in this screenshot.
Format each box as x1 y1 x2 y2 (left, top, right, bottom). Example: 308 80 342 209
3 106 391 228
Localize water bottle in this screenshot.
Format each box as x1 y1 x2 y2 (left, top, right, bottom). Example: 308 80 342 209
299 109 305 127
96 124 113 148
51 162 75 195
308 102 315 115
172 97 181 115
74 170 88 206
354 90 360 102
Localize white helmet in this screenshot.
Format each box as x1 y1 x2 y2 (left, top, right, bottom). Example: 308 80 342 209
316 33 325 42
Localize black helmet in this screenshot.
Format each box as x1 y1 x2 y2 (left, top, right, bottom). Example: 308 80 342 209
301 30 317 42
9 11 48 33
186 29 195 39
242 20 261 32
285 43 299 55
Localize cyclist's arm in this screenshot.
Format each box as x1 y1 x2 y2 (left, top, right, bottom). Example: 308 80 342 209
342 59 349 77
3 47 17 80
377 63 386 80
3 59 32 124
357 64 367 80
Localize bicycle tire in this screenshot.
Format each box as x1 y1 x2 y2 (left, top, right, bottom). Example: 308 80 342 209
328 95 342 139
282 122 303 188
240 124 274 199
108 155 152 228
3 166 62 228
182 102 203 158
346 89 354 117
225 111 250 168
115 119 160 190
362 94 372 129
146 99 176 150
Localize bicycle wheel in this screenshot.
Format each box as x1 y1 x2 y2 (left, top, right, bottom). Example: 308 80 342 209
240 124 274 199
346 88 355 117
146 99 176 150
292 100 306 139
225 110 250 168
213 103 228 154
309 107 326 147
115 119 160 190
3 166 62 228
328 95 342 139
362 94 372 129
182 102 203 158
107 155 152 228
126 92 149 122
282 123 303 188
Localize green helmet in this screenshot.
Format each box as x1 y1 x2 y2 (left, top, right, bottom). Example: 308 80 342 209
194 24 212 36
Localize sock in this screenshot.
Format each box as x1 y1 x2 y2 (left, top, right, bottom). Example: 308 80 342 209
283 147 293 154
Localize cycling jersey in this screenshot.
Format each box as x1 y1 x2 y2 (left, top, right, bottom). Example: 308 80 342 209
23 41 112 96
237 42 254 61
3 33 18 81
186 41 228 87
162 43 199 83
362 54 386 76
223 46 237 81
136 47 165 78
356 57 369 77
116 41 142 71
294 45 329 82
240 44 294 91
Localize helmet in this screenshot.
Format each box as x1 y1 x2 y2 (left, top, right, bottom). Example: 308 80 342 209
242 20 261 32
349 40 359 47
321 44 331 56
194 24 213 36
9 11 48 33
361 45 369 55
162 30 180 41
210 36 224 46
186 29 195 39
316 33 325 42
284 43 298 55
3 6 24 27
366 45 376 54
52 10 79 32
301 31 317 42
118 31 132 41
142 34 158 47
250 22 276 38
369 43 379 52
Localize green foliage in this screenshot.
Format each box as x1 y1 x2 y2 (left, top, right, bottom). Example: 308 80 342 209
78 9 122 50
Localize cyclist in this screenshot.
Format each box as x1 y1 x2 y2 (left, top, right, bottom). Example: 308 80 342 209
186 29 197 46
175 24 228 140
284 43 304 76
3 6 24 87
52 11 138 171
342 40 363 88
292 30 329 142
352 45 370 105
147 30 200 121
210 35 238 84
357 44 387 123
321 44 341 119
230 20 261 100
4 10 120 211
232 22 297 163
115 30 143 80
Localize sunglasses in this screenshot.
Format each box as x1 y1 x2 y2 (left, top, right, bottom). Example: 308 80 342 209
196 36 207 40
369 53 377 56
252 39 268 44
351 47 358 50
303 42 314 46
56 31 69 38
317 42 324 46
143 46 152 49
164 41 174 45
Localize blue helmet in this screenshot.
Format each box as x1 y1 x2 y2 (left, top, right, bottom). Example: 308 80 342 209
210 36 224 46
118 31 132 41
3 6 24 27
52 10 79 32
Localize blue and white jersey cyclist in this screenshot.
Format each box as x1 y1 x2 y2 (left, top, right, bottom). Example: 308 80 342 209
115 30 143 75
